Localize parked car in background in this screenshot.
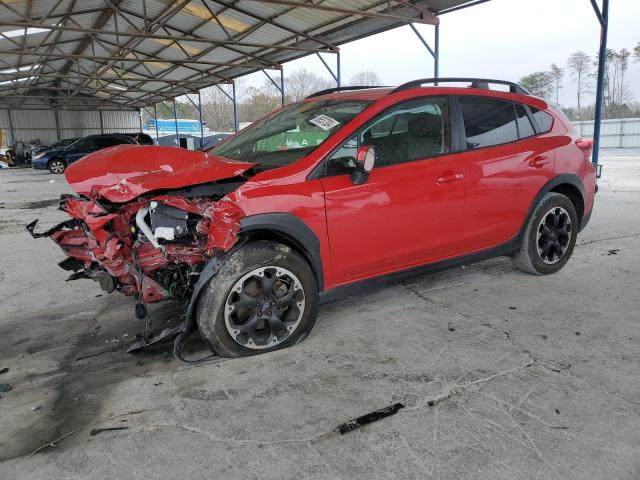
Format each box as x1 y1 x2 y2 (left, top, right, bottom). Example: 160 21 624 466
32 134 139 173
30 78 596 359
121 132 155 145
32 137 80 156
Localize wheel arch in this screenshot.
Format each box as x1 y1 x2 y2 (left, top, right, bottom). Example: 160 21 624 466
239 213 324 292
517 174 586 246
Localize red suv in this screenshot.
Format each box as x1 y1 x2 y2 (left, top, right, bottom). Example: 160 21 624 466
29 78 596 359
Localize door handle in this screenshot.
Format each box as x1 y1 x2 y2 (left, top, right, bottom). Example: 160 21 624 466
529 156 550 168
436 172 464 184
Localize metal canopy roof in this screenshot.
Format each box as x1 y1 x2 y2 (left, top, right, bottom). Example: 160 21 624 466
0 0 478 110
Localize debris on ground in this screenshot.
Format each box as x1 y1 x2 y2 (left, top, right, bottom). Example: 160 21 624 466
30 410 146 455
89 426 130 436
447 323 456 332
337 403 405 435
607 249 619 255
0 367 8 375
0 384 12 393
508 306 517 310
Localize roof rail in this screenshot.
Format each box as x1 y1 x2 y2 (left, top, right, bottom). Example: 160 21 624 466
390 78 531 95
306 85 390 99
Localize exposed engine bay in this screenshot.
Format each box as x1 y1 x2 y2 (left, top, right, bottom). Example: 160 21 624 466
28 178 247 306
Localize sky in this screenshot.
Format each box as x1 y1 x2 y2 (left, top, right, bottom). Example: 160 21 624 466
240 0 640 109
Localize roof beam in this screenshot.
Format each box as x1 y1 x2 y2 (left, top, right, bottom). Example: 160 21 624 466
245 0 438 25
0 49 269 69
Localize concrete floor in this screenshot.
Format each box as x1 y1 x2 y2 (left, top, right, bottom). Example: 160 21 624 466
0 152 639 479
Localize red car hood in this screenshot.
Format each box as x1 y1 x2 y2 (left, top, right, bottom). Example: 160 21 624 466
64 145 255 203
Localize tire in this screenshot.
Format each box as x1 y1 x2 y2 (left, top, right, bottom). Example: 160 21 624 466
196 240 319 358
512 192 578 275
48 158 66 174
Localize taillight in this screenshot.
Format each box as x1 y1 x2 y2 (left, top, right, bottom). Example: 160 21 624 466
576 139 593 162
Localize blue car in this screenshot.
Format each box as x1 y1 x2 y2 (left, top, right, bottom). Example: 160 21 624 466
32 134 138 174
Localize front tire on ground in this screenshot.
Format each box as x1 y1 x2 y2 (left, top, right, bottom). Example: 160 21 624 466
196 240 319 358
48 158 66 174
512 192 578 275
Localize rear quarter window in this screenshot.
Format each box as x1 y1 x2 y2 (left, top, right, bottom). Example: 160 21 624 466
530 108 554 133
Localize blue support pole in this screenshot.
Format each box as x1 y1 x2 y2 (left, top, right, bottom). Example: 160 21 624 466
337 51 341 87
591 0 608 169
153 103 159 144
173 98 179 147
232 82 238 132
198 91 204 143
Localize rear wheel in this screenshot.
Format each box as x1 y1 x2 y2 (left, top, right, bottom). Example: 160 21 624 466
48 158 66 174
512 192 578 275
196 240 319 357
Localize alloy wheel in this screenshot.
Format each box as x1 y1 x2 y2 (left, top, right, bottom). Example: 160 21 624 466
224 266 305 349
50 160 65 173
536 206 572 264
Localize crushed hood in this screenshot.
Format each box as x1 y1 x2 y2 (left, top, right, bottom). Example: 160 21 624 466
64 145 255 203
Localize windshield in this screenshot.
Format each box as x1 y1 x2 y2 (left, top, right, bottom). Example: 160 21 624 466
211 99 371 168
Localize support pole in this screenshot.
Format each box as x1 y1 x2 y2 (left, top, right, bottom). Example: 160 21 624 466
409 23 438 81
592 0 608 168
53 109 60 142
153 103 159 144
337 50 341 87
279 67 285 107
99 110 105 134
173 98 179 147
232 82 238 132
198 91 204 142
138 109 143 133
434 22 440 84
316 52 340 86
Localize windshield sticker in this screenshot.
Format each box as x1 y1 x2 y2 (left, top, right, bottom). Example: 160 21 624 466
309 114 340 131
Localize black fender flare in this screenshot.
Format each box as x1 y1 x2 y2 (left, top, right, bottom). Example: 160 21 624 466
239 213 324 292
516 173 586 247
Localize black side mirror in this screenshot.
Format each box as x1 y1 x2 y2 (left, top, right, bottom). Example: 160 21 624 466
350 145 375 185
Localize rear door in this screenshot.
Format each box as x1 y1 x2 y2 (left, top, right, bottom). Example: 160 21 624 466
319 96 467 285
456 96 556 250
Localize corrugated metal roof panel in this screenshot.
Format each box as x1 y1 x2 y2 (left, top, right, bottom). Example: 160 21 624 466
0 0 479 108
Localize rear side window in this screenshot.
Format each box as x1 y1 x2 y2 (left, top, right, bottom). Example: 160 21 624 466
514 104 535 139
459 97 518 149
530 108 554 133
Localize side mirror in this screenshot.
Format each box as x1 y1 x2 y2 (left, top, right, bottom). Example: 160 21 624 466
350 145 375 185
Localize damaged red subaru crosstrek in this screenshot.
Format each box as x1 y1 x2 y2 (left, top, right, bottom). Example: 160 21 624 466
29 78 596 359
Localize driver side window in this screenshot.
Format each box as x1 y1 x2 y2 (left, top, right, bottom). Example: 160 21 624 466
326 97 450 176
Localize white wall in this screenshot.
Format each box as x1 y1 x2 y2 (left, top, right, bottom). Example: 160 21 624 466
0 108 140 146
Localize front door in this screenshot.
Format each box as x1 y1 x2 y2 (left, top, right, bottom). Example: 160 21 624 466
319 97 466 285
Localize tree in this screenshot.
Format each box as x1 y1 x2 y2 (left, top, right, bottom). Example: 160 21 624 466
201 85 236 132
634 42 640 62
566 51 592 120
519 71 553 99
284 68 333 102
593 48 634 116
349 71 383 86
549 63 563 106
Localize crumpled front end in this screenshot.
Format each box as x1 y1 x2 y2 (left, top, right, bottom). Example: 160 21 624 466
28 190 245 305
